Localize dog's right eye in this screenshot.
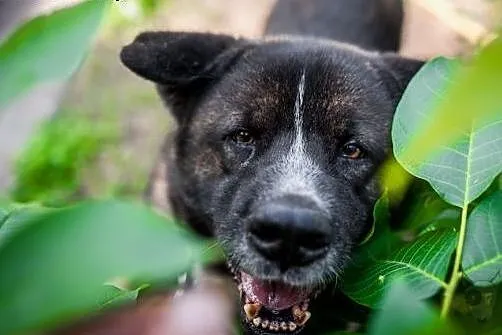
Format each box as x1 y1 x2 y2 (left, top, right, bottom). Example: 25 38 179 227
231 130 255 145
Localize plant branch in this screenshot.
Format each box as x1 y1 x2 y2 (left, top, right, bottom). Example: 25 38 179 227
440 203 468 318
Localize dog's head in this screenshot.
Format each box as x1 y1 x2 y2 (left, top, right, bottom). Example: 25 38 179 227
121 32 423 334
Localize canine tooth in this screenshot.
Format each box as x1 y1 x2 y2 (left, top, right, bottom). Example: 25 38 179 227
296 311 311 326
280 322 288 331
288 322 297 331
301 301 309 311
292 305 304 319
261 319 269 328
244 303 261 320
252 317 262 326
270 321 279 331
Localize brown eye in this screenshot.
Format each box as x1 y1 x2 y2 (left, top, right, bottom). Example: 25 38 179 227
341 142 364 159
232 130 254 144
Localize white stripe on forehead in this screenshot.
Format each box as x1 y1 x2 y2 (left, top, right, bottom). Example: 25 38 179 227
272 69 328 213
293 70 306 154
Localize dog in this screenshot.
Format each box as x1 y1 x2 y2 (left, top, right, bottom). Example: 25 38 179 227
120 0 424 334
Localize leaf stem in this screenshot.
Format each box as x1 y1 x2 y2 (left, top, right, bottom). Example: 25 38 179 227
440 203 468 318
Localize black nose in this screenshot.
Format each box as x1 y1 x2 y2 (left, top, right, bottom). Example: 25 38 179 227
247 195 331 270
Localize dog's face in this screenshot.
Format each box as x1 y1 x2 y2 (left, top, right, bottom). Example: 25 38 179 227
121 32 423 334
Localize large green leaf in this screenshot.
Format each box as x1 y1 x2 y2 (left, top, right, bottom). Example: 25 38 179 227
343 230 457 308
368 280 454 335
463 191 502 287
0 0 107 108
0 200 212 335
393 57 502 207
0 204 52 247
392 39 502 207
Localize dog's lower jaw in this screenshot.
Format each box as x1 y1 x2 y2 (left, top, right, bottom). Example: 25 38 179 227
226 262 325 335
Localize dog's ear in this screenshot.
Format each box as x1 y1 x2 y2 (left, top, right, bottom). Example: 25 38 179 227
377 54 425 103
120 32 250 122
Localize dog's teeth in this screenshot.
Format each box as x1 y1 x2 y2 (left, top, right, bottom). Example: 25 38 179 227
270 321 279 331
244 303 262 320
292 305 304 319
261 319 269 329
296 311 311 326
288 322 297 331
252 317 262 327
280 322 288 331
301 300 309 311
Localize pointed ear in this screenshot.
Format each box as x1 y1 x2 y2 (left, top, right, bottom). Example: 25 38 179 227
377 54 425 103
120 32 250 122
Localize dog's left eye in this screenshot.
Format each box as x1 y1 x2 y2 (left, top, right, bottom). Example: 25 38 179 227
231 130 255 145
341 142 364 159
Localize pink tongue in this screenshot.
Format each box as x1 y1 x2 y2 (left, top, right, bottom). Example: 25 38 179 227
241 272 311 310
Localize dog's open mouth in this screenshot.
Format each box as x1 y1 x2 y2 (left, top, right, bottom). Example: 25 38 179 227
229 264 317 333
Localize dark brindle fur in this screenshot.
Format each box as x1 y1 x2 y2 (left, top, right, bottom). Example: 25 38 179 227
120 0 424 334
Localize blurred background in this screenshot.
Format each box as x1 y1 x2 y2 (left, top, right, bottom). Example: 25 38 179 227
0 0 499 206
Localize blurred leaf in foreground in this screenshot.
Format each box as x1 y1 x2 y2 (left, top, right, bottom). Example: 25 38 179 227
0 200 214 335
368 280 455 335
0 0 107 108
0 203 51 247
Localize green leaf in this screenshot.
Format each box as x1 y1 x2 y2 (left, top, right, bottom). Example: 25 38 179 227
0 0 107 108
463 191 502 286
0 204 52 247
368 280 454 335
343 230 457 308
392 55 502 207
0 200 213 335
0 207 8 229
97 284 147 309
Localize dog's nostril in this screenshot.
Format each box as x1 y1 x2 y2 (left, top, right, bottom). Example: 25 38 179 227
250 220 283 243
300 232 329 251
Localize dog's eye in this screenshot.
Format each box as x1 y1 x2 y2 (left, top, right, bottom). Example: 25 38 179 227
341 142 364 159
231 130 254 145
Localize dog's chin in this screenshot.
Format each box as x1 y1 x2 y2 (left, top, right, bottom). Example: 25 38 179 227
227 262 323 335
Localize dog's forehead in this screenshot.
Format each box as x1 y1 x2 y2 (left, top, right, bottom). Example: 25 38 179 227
194 41 386 138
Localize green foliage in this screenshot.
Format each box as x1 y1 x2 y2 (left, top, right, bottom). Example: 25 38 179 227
367 281 454 335
393 57 502 207
392 38 502 176
11 111 120 206
0 201 215 335
344 230 457 308
463 191 502 286
0 0 107 108
343 35 502 333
